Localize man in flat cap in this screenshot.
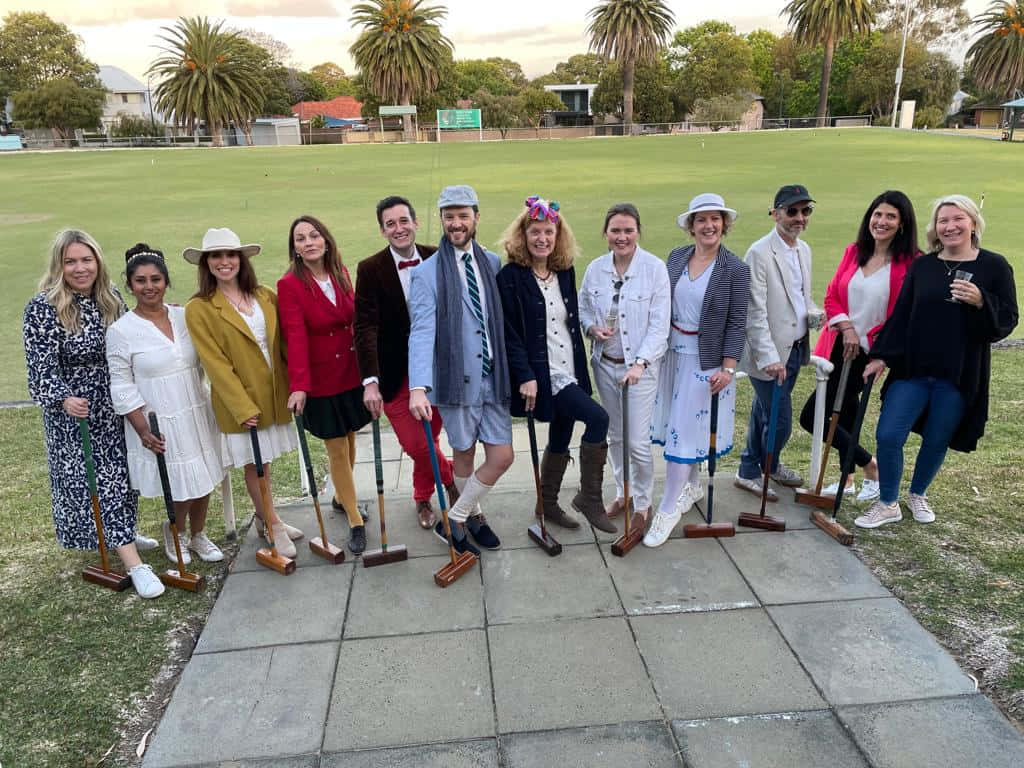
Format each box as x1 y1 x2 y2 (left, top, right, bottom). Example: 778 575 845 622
735 184 823 500
408 184 513 554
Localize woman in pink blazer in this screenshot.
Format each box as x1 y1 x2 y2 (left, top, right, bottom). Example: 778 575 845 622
799 191 921 501
278 215 371 553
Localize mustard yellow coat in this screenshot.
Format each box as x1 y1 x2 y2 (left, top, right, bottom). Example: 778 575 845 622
184 286 291 433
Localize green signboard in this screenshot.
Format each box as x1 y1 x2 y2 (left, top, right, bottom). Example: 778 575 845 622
379 105 417 116
437 109 482 129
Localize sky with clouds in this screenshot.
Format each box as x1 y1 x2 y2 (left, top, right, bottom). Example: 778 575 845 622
7 0 992 85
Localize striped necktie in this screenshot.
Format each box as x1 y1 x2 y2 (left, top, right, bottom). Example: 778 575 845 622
462 251 491 376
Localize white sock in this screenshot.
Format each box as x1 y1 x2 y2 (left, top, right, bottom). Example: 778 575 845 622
453 474 482 518
450 472 492 523
658 462 688 516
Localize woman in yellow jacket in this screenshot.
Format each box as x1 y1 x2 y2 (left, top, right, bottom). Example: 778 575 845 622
183 228 302 557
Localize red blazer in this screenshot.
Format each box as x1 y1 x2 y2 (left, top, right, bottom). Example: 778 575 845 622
814 242 918 358
277 268 360 397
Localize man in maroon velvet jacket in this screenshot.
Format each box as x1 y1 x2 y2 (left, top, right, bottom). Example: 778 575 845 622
355 195 457 528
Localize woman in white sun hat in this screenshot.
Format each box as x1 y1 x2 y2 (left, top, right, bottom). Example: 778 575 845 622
183 227 302 558
647 193 750 547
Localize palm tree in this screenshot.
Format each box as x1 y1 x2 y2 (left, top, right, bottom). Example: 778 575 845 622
147 17 264 147
349 0 453 137
783 0 874 126
587 0 674 132
966 1 1024 99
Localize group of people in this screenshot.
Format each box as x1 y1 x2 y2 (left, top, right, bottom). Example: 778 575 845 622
24 182 1018 599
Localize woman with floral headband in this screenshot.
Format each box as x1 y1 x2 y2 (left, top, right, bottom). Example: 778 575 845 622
497 196 615 532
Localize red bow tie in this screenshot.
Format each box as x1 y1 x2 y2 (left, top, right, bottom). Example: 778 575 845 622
397 258 420 270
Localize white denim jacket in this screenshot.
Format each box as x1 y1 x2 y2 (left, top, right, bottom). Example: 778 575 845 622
578 246 670 370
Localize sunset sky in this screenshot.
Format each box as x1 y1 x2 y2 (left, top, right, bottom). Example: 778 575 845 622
8 0 991 84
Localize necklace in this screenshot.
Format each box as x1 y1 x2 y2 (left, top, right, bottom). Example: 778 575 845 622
532 268 553 283
221 288 252 315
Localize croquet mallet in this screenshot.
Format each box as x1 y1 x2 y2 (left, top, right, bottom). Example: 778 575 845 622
363 417 409 567
147 413 205 591
423 420 476 587
526 411 561 556
294 411 345 564
738 379 787 531
685 391 735 538
249 427 296 575
612 382 644 556
795 357 852 508
78 418 132 591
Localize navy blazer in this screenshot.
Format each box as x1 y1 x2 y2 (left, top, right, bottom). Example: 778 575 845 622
496 262 591 421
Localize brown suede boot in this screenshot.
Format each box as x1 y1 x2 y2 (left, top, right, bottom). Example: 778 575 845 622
539 450 581 529
572 441 617 533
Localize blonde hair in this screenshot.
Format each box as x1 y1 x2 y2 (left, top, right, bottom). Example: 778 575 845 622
925 195 985 252
38 229 124 334
500 208 580 271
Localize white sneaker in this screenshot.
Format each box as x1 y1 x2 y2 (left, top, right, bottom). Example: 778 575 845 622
686 482 705 506
643 509 681 548
189 531 224 562
821 480 855 498
854 500 903 529
907 493 936 523
673 483 702 515
161 521 191 565
128 563 165 598
734 473 778 502
134 531 159 551
856 479 880 503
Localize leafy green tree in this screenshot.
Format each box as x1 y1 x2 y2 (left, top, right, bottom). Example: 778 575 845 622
747 29 780 98
349 0 453 135
454 59 517 98
233 37 291 116
875 0 970 48
587 0 675 130
285 69 327 103
472 89 524 137
593 57 673 123
148 16 265 147
0 12 101 102
310 62 356 97
783 0 874 125
521 87 565 127
233 27 293 66
965 0 1024 99
486 57 527 87
689 92 753 124
668 22 755 115
109 112 165 138
533 53 609 86
12 78 104 141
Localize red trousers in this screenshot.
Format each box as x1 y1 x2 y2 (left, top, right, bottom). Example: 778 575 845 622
383 378 454 502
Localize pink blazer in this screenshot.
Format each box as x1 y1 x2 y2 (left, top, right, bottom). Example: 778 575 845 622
813 242 917 357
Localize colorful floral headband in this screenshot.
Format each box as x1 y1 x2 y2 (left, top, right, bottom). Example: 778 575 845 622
526 195 560 223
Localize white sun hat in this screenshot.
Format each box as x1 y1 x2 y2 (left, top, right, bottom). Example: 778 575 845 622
677 193 739 230
182 228 261 264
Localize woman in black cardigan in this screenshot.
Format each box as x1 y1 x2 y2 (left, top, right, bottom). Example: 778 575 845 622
496 196 615 533
857 194 1018 529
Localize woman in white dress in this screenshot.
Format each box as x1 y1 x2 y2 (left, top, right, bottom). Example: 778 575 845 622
647 194 750 547
183 228 301 558
106 244 226 565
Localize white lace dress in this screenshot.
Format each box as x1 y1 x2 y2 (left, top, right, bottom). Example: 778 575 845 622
106 306 226 499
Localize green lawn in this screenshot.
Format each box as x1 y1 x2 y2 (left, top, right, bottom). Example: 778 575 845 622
1 128 1022 400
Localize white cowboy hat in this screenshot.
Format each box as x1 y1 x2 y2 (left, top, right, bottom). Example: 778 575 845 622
182 228 261 264
676 193 739 230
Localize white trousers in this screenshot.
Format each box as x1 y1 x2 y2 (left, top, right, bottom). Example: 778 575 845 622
593 357 659 512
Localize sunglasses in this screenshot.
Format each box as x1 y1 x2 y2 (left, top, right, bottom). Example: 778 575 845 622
782 205 814 217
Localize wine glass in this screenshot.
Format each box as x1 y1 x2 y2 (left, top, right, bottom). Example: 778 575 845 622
946 270 973 303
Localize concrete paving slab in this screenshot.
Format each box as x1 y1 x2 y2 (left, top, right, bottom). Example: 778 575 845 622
605 537 758 615
632 610 824 719
768 598 977 706
352 425 405 463
231 504 354 573
351 459 402 494
459 490 598 549
669 482 817 535
722 528 890 605
488 617 661 733
482 545 621 625
180 756 318 768
141 644 336 768
673 710 867 768
356 494 468 559
501 721 680 767
323 630 493 751
345 554 484 638
195 564 352 653
323 739 499 767
837 695 1024 768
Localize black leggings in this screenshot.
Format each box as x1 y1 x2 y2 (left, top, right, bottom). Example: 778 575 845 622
548 383 609 453
799 337 873 471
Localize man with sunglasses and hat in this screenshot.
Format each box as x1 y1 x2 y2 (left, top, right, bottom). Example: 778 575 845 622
735 185 823 500
407 185 513 555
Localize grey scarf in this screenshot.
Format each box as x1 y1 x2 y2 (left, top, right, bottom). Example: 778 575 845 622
433 235 511 406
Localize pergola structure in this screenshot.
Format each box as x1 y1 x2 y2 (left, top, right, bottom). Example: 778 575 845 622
1000 97 1024 141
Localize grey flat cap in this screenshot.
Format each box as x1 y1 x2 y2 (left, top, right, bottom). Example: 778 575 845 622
438 184 479 209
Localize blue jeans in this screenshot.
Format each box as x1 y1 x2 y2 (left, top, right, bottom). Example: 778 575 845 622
739 342 804 480
875 377 965 504
547 383 609 453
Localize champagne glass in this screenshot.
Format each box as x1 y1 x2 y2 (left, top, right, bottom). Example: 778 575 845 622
946 269 973 303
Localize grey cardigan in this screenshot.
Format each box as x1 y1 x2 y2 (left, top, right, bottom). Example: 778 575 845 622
666 244 750 370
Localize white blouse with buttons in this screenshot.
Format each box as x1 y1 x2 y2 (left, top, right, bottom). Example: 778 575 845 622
536 273 577 395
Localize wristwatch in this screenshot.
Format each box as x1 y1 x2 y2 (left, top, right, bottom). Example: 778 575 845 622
634 358 649 369
722 366 736 375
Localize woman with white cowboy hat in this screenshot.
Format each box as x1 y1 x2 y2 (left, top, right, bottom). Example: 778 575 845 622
647 193 750 547
183 227 302 557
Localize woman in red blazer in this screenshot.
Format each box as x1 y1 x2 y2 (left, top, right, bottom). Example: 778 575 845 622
799 190 921 501
278 215 371 553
